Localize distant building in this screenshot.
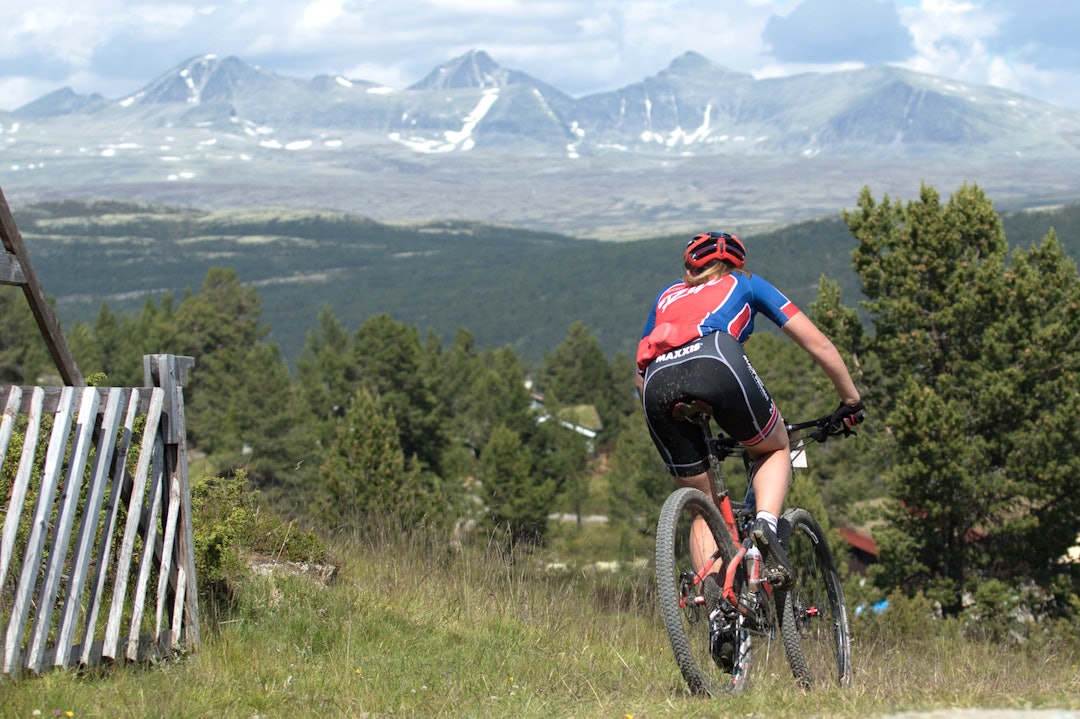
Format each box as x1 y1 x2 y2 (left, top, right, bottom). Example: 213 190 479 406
837 527 878 577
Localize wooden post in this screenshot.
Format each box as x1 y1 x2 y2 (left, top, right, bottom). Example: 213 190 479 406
143 354 200 647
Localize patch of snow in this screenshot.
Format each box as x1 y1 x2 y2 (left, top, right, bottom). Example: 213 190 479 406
240 120 274 137
390 88 500 153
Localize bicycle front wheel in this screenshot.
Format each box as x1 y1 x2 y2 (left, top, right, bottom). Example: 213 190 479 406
777 507 853 688
655 487 749 695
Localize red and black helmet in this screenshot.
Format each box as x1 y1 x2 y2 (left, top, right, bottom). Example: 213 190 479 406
684 232 746 271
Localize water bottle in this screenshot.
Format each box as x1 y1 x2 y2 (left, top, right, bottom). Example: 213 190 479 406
746 546 763 591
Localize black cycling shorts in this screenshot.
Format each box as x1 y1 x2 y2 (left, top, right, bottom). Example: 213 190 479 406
641 331 780 477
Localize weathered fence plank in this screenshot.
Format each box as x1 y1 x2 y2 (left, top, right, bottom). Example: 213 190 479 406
0 386 39 591
4 387 76 674
103 388 164 661
27 388 101 673
79 388 142 667
0 354 199 678
127 436 165 662
55 388 124 669
0 386 22 475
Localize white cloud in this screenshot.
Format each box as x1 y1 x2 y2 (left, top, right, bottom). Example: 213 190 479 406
301 0 347 30
896 0 1080 108
1 0 1078 111
898 1 1000 78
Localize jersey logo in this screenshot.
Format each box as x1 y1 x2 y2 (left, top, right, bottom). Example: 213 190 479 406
655 341 703 364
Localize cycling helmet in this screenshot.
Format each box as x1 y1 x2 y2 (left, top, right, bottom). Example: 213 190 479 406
684 232 746 271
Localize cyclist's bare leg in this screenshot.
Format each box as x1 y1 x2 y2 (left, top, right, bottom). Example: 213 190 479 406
676 472 721 573
747 424 794 585
746 425 791 518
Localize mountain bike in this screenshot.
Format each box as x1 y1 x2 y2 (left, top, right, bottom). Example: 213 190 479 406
654 402 858 695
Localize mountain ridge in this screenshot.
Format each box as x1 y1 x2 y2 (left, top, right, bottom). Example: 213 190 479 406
4 50 1080 239
14 49 1080 159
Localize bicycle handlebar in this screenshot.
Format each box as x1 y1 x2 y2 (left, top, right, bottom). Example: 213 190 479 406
706 410 859 458
786 413 860 445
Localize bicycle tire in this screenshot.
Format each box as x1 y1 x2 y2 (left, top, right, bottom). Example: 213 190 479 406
655 487 750 695
776 507 853 688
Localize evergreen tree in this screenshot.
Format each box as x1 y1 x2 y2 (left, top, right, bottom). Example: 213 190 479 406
353 314 446 474
295 306 354 443
532 418 590 525
0 287 51 384
844 183 1080 610
69 294 180 386
320 386 421 530
538 321 625 435
607 408 670 527
480 423 555 543
800 278 884 520
471 345 537 444
172 268 295 484
430 329 483 449
605 350 641 432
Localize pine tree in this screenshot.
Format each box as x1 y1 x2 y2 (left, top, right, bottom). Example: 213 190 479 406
844 183 1080 610
295 306 354 442
538 321 625 435
320 386 420 530
0 286 51 384
480 423 555 543
171 268 295 484
353 314 446 474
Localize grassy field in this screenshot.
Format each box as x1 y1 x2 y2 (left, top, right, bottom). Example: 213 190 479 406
2 525 1078 719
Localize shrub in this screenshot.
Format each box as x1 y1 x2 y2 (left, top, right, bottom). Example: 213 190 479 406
189 469 331 615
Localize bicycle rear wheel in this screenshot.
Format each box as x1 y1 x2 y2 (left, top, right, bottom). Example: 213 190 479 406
777 508 853 688
655 487 750 695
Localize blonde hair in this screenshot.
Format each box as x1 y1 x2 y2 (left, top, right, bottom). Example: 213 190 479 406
685 260 742 287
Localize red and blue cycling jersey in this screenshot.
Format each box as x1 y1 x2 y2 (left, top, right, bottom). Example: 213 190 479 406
637 271 800 372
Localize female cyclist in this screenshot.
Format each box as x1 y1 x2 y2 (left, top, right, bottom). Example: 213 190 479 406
636 231 864 587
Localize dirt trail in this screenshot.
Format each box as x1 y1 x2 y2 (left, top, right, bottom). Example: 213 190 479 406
885 711 1078 719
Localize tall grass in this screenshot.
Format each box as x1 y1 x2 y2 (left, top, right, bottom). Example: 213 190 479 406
2 521 1078 718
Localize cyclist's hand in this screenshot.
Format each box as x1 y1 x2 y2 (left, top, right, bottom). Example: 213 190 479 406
829 400 865 434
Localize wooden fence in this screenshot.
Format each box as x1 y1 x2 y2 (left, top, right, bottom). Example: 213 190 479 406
0 354 199 677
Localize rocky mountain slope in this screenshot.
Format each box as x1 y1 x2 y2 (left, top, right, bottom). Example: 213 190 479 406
3 51 1080 238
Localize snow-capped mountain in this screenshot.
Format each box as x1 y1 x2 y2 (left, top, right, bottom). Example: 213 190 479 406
4 50 1080 238
16 49 1080 158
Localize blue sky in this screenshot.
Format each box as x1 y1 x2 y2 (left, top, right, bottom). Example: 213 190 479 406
2 0 1078 111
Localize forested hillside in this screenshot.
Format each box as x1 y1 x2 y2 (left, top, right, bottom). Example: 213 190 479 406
13 197 1080 366
3 183 1079 626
